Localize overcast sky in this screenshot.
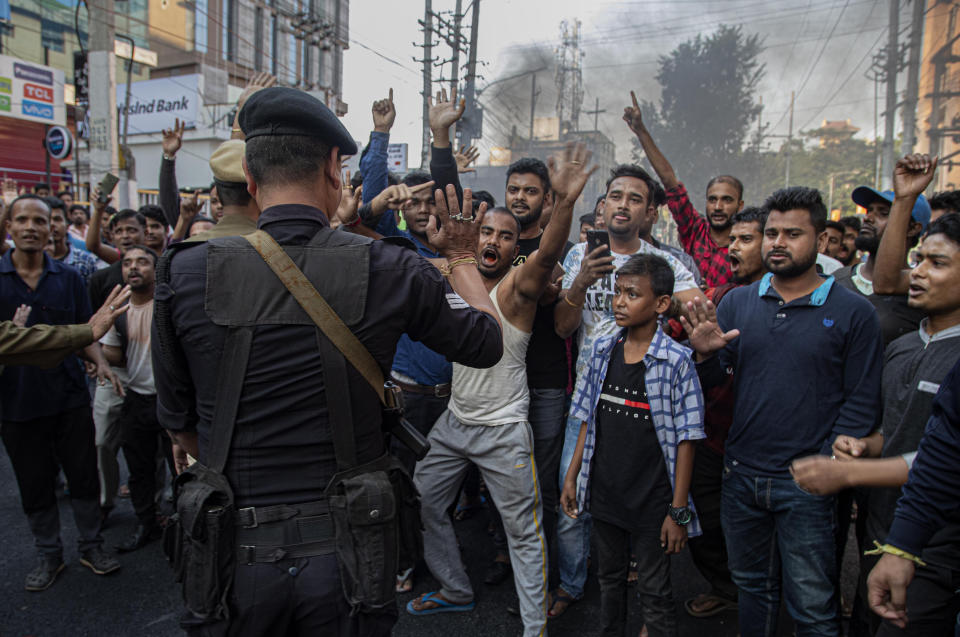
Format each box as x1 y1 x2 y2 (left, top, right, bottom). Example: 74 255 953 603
341 0 893 165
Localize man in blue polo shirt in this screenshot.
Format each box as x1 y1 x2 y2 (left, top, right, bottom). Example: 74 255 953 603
682 186 883 637
0 195 122 592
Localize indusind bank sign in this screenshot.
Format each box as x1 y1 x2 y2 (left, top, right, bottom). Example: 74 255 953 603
117 74 201 134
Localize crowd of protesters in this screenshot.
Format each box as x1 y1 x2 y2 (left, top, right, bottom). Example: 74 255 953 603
1 70 959 637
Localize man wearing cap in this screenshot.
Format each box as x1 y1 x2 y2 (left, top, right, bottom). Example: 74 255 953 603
187 140 260 242
833 183 930 347
153 87 504 635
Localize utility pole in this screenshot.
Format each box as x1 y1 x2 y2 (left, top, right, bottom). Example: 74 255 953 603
459 0 482 147
785 90 794 187
881 0 900 190
416 0 434 169
86 0 118 195
900 0 924 155
449 0 463 96
583 97 606 132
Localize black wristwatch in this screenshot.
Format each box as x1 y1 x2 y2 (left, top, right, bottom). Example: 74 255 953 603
668 505 692 526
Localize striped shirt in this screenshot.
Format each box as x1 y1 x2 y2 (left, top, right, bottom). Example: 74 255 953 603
570 326 706 536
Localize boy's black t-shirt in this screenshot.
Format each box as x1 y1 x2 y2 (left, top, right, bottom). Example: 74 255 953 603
589 339 672 532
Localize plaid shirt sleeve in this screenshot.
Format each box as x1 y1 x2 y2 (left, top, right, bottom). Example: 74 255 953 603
665 182 732 288
670 353 706 444
573 333 616 512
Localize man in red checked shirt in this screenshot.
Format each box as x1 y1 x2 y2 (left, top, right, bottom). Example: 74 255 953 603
623 91 744 287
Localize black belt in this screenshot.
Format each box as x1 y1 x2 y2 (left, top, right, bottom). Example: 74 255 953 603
235 499 328 528
235 499 336 564
391 376 451 398
238 540 335 564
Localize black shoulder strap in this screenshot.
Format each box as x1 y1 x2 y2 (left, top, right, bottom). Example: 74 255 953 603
207 327 254 473
317 329 358 470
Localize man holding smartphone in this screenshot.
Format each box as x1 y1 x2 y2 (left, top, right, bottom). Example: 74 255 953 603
549 164 701 617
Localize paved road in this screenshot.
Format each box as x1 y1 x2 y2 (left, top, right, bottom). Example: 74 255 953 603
1 448 856 636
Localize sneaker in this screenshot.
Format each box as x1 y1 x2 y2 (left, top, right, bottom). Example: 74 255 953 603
79 547 121 575
25 556 65 591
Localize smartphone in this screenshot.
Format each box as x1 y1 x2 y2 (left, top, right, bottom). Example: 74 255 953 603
97 173 119 204
585 229 611 259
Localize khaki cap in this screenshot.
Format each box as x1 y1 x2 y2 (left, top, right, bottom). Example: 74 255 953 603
209 139 246 183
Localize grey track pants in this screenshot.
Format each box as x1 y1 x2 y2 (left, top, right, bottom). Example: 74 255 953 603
414 410 549 637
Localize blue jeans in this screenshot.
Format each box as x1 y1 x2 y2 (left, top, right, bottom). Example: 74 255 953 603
721 458 839 637
556 413 591 598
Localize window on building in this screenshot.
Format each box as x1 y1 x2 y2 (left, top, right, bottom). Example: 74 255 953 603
254 6 264 71
195 0 209 53
302 43 311 87
286 32 297 85
221 0 237 62
270 14 278 76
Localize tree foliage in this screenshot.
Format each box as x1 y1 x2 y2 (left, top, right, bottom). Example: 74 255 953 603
634 24 765 197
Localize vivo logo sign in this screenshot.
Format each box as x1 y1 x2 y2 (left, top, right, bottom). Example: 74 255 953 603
22 99 53 119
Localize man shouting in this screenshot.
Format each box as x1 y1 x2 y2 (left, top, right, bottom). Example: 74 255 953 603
408 144 596 637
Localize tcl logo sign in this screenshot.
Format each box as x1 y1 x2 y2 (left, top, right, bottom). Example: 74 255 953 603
24 83 53 103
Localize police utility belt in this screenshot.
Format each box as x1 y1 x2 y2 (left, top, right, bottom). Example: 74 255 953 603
161 229 427 630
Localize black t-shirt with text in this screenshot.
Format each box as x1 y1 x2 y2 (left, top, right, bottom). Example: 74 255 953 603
589 339 672 532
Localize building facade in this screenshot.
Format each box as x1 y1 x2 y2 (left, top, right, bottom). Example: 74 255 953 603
0 0 350 195
917 0 959 192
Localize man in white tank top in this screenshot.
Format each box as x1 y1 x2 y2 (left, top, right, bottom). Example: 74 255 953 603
406 144 596 637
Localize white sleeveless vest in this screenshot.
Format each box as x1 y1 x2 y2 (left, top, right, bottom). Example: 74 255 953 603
448 279 532 426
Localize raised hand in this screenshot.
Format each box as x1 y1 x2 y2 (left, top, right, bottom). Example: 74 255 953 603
372 88 397 133
89 284 132 340
429 87 466 134
12 304 31 327
622 90 646 136
455 145 480 173
237 71 277 111
893 153 938 200
371 180 435 216
427 184 486 260
161 117 186 158
334 178 362 227
180 190 200 220
1 177 17 202
92 186 112 213
548 142 597 206
678 296 740 358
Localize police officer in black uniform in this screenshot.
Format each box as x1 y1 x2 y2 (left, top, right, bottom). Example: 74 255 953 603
153 87 503 636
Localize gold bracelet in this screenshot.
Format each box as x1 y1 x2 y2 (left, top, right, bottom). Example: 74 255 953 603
448 256 477 269
563 294 584 309
440 257 477 277
231 127 242 133
863 540 927 567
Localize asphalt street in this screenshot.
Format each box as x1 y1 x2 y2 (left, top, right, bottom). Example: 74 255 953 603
1 448 857 637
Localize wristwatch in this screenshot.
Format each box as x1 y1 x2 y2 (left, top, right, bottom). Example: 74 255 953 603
668 505 692 526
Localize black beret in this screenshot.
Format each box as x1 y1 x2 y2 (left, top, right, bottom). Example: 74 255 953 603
239 87 358 155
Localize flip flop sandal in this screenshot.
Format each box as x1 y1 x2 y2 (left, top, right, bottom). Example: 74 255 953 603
547 589 578 619
683 594 737 618
406 591 476 616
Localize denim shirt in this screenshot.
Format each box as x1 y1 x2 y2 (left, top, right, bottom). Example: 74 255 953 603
570 327 705 536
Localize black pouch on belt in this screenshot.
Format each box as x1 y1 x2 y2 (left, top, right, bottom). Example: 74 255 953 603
162 327 253 632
